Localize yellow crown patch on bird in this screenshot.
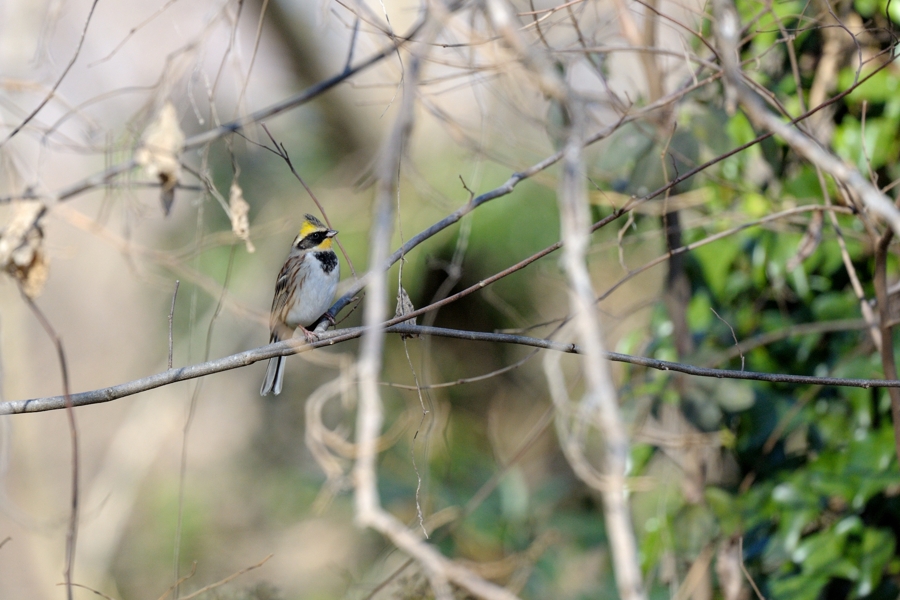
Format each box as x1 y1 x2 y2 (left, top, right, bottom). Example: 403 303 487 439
299 214 327 238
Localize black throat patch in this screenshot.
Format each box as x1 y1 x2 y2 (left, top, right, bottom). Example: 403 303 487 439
315 251 338 274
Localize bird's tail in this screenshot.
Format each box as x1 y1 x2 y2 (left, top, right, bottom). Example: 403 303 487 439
260 335 285 396
260 356 285 396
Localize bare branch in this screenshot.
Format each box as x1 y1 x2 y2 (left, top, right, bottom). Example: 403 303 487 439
555 97 645 599
5 322 900 416
350 11 519 599
873 230 900 462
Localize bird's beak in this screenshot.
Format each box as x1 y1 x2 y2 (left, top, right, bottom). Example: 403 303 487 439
326 229 338 238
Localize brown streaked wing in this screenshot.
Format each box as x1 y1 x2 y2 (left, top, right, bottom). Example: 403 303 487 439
269 254 307 340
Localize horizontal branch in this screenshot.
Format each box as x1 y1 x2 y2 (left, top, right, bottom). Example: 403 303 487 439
4 323 899 415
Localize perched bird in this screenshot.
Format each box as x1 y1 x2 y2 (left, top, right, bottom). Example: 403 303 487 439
260 214 340 396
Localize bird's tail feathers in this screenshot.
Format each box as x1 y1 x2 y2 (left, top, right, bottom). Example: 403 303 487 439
260 356 285 395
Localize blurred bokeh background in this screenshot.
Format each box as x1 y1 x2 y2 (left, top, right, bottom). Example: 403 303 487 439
3 0 900 598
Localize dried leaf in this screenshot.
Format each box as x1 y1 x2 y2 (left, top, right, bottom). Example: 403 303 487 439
228 181 255 253
136 102 184 215
715 538 747 600
394 286 417 339
14 248 48 299
0 200 48 298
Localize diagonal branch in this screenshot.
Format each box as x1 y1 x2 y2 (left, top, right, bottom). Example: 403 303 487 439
322 52 897 329
711 0 900 237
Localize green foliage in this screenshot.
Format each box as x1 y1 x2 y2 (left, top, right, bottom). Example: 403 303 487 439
608 0 900 595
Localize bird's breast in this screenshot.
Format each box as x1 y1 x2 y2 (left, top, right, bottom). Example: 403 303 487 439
285 253 340 328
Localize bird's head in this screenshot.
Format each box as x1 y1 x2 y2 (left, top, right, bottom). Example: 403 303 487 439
294 214 338 251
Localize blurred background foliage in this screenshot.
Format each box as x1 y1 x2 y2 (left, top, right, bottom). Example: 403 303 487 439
2 0 900 598
609 1 900 598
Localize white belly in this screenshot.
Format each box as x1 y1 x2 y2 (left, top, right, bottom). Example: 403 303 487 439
285 256 339 327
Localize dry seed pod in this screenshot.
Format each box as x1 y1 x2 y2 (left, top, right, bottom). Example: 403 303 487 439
229 180 255 253
0 200 48 298
136 102 184 215
394 285 417 339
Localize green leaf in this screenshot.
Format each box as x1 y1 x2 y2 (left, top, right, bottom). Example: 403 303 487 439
693 237 743 297
705 487 742 536
856 528 896 596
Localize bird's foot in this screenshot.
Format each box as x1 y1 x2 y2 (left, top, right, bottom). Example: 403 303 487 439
299 326 320 342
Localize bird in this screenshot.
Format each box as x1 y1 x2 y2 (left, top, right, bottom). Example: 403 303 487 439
260 214 340 396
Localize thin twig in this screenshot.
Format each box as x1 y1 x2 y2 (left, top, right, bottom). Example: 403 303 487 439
518 0 586 16
156 561 197 600
711 307 744 371
20 292 79 600
168 280 180 370
598 205 853 303
174 246 237 597
1 0 101 146
762 383 823 454
708 318 867 366
235 0 270 110
59 583 115 600
403 337 429 539
258 124 357 277
738 538 766 600
362 405 556 599
528 0 551 47
88 0 183 66
0 15 427 206
178 554 273 600
381 349 540 390
344 16 361 73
